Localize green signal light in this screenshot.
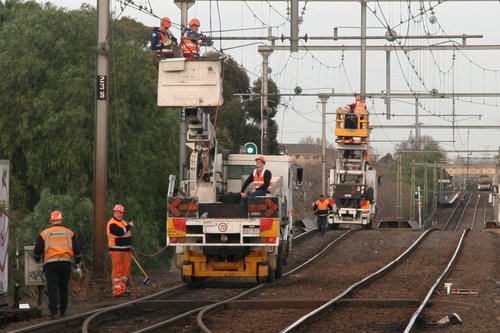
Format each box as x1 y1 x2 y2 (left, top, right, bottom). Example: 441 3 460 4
244 142 257 155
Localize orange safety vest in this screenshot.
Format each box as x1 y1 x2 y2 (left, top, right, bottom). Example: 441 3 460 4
354 101 366 113
361 199 371 209
181 30 200 58
157 30 175 57
107 218 132 250
253 168 271 192
40 225 74 263
315 200 330 210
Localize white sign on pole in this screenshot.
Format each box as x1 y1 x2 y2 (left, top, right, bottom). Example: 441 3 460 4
24 246 46 286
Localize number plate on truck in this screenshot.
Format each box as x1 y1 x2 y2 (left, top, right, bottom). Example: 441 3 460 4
203 221 240 233
242 227 260 235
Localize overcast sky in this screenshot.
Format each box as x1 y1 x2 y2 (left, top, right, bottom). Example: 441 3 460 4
35 0 500 161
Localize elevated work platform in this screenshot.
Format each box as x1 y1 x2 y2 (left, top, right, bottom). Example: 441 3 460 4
335 108 369 143
157 58 223 107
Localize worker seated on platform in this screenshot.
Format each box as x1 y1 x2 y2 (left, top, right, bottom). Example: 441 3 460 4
343 103 357 129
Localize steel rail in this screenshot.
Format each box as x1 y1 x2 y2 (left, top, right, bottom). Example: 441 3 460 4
280 228 436 332
442 192 468 231
83 228 318 333
196 229 360 333
404 229 470 332
9 283 188 333
452 193 473 232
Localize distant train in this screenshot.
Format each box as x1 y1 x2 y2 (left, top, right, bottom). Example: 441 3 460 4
477 174 492 191
437 191 459 206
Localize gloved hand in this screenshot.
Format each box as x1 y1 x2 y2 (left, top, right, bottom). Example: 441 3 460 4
74 264 82 279
163 39 173 47
128 220 135 228
205 38 214 47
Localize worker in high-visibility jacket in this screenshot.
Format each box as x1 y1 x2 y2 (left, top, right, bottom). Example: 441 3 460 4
346 94 366 128
150 16 178 59
352 94 366 113
181 18 212 59
313 195 333 236
241 155 272 198
34 211 81 320
107 204 134 297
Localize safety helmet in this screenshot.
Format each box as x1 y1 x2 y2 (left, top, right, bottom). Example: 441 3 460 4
255 155 266 163
355 95 361 101
50 210 64 222
160 16 171 28
113 204 125 213
189 18 200 27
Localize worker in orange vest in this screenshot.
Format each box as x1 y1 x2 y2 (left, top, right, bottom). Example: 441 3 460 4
313 195 333 236
107 204 134 297
345 94 366 129
352 94 366 113
241 155 272 198
181 18 212 59
34 211 81 320
150 16 178 59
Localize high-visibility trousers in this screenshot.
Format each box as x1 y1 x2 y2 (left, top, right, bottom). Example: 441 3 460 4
109 251 131 296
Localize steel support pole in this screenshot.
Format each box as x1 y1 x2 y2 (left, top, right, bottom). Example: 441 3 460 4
174 0 194 180
385 50 391 119
319 94 330 195
360 1 367 97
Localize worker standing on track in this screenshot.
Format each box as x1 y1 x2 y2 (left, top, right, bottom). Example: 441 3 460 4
107 204 134 297
313 195 333 236
34 211 81 320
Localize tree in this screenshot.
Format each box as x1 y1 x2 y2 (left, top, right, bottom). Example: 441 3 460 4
0 1 177 266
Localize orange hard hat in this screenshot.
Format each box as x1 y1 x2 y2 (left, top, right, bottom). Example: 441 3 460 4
50 210 64 222
113 204 125 213
255 155 266 163
160 17 171 28
189 18 200 27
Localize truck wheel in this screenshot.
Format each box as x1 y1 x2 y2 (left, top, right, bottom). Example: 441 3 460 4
266 268 276 283
275 243 285 279
363 221 372 229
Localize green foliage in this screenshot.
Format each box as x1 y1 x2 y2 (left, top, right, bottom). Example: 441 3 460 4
395 135 447 181
0 2 280 273
15 189 93 264
0 1 178 268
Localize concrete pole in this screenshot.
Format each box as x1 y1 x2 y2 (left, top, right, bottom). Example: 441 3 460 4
259 47 273 154
319 94 330 195
93 0 110 278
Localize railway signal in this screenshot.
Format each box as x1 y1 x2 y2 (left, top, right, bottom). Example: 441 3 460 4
243 142 258 155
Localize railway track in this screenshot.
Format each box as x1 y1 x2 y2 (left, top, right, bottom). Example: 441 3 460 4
280 229 469 332
195 229 424 332
9 228 348 332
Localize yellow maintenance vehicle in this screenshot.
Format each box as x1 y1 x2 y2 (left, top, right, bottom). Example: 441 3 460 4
158 57 302 283
328 105 378 228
